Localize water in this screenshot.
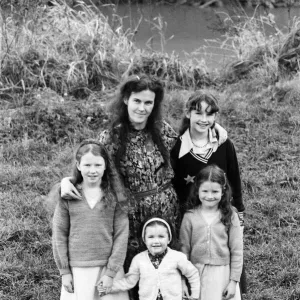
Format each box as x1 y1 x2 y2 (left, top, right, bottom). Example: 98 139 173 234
100 4 300 70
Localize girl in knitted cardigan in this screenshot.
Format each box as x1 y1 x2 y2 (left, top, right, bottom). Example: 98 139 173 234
51 140 129 300
180 165 243 300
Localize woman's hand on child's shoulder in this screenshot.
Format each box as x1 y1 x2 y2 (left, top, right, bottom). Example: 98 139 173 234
61 177 82 200
62 273 74 293
222 280 237 300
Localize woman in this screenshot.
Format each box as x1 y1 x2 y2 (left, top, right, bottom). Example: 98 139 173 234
60 75 227 299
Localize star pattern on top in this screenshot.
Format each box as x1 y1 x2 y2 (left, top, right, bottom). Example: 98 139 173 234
184 175 195 184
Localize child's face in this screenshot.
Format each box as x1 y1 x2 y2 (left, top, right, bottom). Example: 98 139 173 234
186 101 216 135
198 180 222 210
77 152 106 186
144 224 170 256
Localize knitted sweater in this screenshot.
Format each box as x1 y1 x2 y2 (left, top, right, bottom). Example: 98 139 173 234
171 136 244 212
111 248 200 300
52 183 129 277
180 208 243 282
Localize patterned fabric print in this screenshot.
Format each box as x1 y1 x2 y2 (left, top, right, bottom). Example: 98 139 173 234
148 249 168 300
99 121 179 269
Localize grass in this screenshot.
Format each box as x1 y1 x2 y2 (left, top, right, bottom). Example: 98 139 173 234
1 1 300 299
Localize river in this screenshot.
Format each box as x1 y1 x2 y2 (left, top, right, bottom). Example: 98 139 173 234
99 3 300 70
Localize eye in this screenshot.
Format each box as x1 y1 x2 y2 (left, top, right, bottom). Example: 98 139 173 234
134 98 141 103
145 101 154 106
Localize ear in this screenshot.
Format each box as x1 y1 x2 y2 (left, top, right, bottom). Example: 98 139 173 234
124 98 128 105
185 110 191 119
76 161 81 171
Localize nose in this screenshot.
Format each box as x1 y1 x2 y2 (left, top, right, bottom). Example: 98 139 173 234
207 192 213 199
138 102 145 111
153 237 159 243
90 165 97 173
200 114 207 122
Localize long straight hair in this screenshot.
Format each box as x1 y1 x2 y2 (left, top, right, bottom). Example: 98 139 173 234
72 139 127 209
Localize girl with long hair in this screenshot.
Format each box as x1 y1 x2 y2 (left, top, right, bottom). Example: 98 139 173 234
180 165 243 300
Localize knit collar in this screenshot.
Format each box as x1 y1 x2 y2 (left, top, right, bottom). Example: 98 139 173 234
178 128 219 158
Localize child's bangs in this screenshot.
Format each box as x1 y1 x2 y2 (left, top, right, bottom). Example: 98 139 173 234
187 93 219 114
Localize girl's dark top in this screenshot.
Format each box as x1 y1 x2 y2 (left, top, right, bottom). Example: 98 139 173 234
171 137 244 213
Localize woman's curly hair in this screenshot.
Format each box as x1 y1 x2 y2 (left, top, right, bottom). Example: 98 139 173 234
107 74 170 171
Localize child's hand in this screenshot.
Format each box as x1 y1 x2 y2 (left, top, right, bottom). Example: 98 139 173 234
98 275 113 294
97 283 107 298
62 273 74 293
182 279 189 298
222 280 237 300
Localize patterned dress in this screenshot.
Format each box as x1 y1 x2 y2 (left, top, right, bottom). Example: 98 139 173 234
99 121 179 269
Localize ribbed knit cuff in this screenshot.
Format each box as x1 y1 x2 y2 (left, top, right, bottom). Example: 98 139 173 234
230 273 241 282
59 268 71 276
104 268 117 278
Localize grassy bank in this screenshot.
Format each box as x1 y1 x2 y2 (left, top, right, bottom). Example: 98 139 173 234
1 1 300 299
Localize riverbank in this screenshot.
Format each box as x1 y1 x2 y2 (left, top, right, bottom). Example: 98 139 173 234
1 1 300 300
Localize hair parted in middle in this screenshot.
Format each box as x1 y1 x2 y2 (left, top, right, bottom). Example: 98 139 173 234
185 164 233 227
107 74 169 170
72 139 127 209
179 90 220 135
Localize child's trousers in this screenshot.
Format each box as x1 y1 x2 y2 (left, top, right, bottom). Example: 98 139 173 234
196 264 241 300
60 266 129 300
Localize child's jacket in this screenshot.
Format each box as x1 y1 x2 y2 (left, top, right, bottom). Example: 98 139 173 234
111 248 200 300
180 208 243 282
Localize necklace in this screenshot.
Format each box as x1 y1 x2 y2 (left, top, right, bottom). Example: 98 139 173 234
191 138 209 148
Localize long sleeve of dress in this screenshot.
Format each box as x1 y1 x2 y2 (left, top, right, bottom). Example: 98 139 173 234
228 213 243 281
226 140 244 212
111 255 140 292
177 255 200 299
105 203 129 278
52 184 71 275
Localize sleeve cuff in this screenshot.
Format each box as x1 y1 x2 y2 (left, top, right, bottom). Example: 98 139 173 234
230 273 241 282
104 268 117 278
59 268 71 276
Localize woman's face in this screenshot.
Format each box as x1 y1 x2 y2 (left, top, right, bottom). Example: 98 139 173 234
186 101 216 135
124 89 155 130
